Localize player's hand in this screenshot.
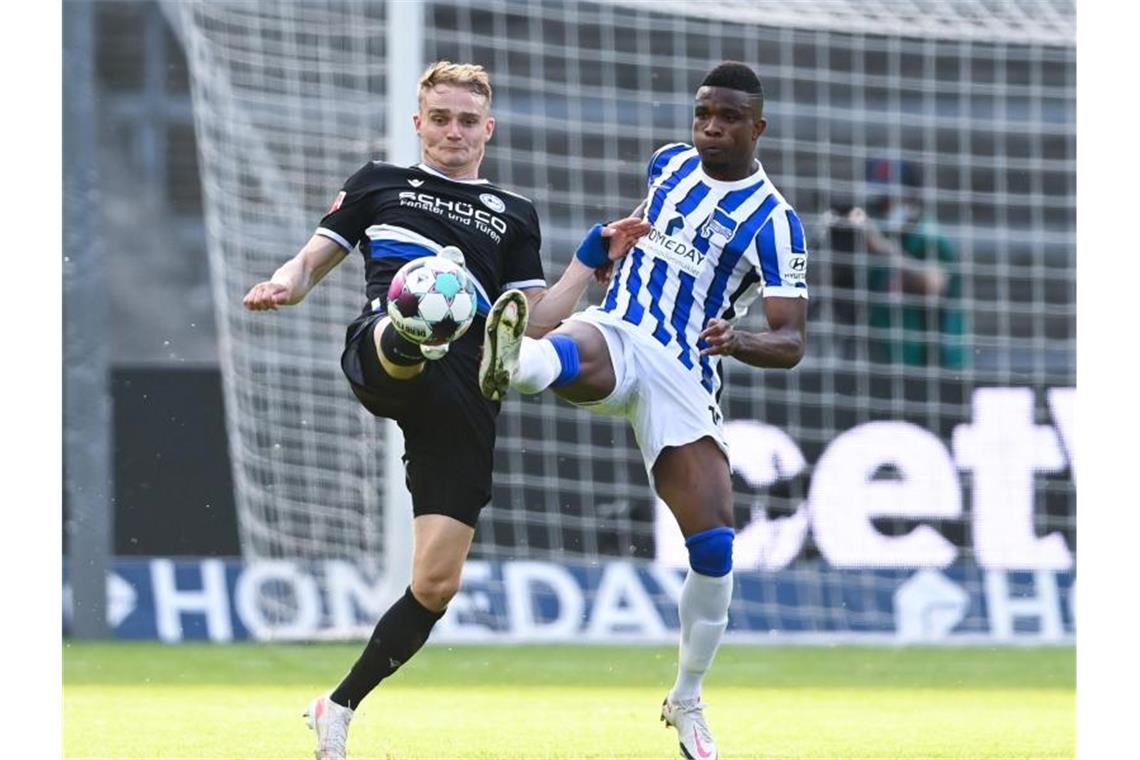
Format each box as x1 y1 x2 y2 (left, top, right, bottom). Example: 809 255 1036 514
243 281 292 311
699 318 740 357
601 216 651 261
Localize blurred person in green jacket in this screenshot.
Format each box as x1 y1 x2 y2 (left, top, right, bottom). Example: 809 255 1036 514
855 158 967 370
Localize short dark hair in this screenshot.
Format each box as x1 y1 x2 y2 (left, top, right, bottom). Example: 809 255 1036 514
699 61 764 100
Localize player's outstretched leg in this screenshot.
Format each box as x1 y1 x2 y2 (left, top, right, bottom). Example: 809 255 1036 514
479 306 617 403
304 695 354 760
478 289 529 400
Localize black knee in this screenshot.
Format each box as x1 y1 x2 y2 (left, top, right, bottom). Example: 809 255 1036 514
379 320 424 366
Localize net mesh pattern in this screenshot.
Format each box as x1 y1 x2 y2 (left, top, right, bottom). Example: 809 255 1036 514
167 0 1075 635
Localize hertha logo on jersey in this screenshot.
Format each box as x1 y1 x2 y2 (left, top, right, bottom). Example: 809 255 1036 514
700 208 738 246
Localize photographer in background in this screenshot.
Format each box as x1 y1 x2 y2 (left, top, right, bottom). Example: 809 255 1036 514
825 159 967 370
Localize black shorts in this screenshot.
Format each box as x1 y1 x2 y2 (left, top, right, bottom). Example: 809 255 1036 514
340 311 498 527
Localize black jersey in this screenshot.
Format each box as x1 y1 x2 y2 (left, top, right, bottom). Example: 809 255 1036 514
315 161 546 316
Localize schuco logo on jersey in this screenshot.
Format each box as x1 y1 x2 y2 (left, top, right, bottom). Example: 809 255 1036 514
398 191 508 241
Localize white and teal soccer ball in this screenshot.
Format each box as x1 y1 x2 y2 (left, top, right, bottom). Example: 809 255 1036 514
387 255 478 346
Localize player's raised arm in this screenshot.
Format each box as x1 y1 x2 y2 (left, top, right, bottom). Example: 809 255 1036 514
242 234 348 311
523 215 649 336
699 296 807 369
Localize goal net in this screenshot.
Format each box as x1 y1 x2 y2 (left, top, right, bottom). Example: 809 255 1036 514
168 0 1075 642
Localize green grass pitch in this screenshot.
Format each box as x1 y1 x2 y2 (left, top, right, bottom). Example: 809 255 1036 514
63 642 1073 759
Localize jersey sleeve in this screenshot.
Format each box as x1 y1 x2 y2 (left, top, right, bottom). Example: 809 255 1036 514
754 205 809 299
314 162 377 252
500 203 546 292
646 142 691 187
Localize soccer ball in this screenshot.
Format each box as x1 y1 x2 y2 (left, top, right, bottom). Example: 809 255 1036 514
387 255 478 346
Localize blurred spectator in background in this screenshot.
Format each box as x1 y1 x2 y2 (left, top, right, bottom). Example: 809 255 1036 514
825 159 967 370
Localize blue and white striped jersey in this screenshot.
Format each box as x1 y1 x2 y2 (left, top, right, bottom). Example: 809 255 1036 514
598 143 809 397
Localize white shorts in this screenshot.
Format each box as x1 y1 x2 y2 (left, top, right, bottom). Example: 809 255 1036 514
564 308 730 476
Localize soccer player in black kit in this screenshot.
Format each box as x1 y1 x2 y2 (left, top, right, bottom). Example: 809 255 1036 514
243 61 647 760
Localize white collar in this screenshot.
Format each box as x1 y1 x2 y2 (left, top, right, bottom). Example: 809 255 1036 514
415 162 489 184
695 158 766 190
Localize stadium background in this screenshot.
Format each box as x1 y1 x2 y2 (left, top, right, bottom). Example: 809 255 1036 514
63 0 1075 646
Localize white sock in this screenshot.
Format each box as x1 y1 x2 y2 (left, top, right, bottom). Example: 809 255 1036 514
669 569 733 704
512 337 562 394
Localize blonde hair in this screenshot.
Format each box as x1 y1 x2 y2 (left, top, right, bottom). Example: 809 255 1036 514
417 61 493 108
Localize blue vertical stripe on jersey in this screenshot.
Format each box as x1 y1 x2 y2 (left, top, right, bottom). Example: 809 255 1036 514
697 350 715 393
647 155 701 224
699 269 761 390
719 180 766 214
691 223 714 256
646 259 672 346
670 271 698 369
702 245 746 322
675 181 711 217
698 243 751 388
757 217 784 287
704 192 779 313
620 245 647 326
601 250 629 312
786 208 806 252
647 144 692 185
697 245 751 389
695 193 780 389
688 197 725 259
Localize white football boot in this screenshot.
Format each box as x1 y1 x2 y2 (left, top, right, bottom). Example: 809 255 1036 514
478 289 529 401
661 697 718 760
304 695 354 760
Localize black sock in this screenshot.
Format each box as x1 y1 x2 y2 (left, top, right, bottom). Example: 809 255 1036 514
379 321 424 366
329 587 444 708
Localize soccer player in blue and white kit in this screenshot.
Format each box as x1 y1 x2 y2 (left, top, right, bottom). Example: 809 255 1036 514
479 62 808 760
